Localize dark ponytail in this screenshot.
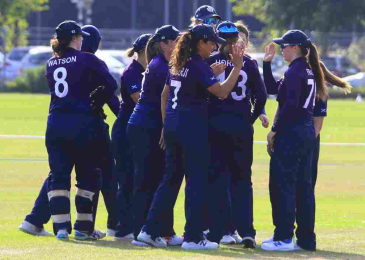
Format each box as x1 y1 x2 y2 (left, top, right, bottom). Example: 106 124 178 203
170 31 199 75
50 35 72 58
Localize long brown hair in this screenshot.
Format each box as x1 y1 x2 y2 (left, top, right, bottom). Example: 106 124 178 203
50 35 73 58
234 20 254 53
145 35 168 64
170 31 201 75
300 43 352 100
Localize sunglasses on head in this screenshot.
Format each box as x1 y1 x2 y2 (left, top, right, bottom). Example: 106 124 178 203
203 17 219 25
218 25 238 33
280 43 301 50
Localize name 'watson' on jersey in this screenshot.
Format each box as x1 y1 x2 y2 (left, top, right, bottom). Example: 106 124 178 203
46 48 108 113
207 52 263 115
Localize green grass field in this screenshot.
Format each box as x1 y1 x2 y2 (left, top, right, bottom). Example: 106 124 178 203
0 93 364 260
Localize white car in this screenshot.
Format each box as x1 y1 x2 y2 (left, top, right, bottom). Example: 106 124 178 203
19 46 53 76
2 46 45 81
95 50 126 85
249 52 286 79
343 72 365 89
100 50 134 67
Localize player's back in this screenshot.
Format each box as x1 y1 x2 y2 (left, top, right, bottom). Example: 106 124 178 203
46 48 102 113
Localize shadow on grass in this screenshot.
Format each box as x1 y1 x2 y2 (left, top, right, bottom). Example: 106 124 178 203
63 239 365 259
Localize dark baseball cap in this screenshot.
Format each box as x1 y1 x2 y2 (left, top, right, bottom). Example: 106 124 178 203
195 5 221 21
133 34 152 52
190 24 226 44
55 20 90 38
217 21 239 39
273 30 311 47
154 25 180 42
81 25 102 54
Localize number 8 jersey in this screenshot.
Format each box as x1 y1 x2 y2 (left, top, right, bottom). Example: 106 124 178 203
207 53 267 123
46 48 117 113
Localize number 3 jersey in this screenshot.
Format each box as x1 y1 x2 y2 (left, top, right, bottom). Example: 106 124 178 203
207 52 267 123
46 48 117 113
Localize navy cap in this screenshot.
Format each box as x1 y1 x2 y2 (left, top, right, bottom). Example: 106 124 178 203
133 34 152 52
217 21 239 39
195 5 221 21
81 25 102 54
55 20 90 38
190 24 226 44
273 30 311 47
154 25 180 42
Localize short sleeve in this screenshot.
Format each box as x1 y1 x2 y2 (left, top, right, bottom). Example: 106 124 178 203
165 70 171 86
313 98 327 117
196 62 219 89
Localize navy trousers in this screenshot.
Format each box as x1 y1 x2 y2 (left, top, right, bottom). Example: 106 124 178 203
112 113 135 236
269 125 316 251
207 114 256 243
144 111 209 242
26 114 116 234
127 123 175 238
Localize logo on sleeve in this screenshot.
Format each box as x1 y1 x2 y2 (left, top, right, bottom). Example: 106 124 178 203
210 76 216 81
131 85 138 89
321 109 326 113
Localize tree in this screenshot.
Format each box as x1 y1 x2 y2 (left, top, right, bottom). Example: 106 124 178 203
0 0 49 51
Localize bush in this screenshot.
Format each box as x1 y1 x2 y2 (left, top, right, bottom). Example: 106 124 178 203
2 65 49 93
347 36 365 71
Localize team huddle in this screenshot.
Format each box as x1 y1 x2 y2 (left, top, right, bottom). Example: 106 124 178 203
19 5 352 252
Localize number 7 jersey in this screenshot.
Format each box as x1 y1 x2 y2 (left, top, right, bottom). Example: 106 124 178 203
207 52 267 121
46 48 117 113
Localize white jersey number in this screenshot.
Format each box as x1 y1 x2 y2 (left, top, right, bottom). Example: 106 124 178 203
217 69 247 101
171 80 182 109
303 79 316 109
53 67 68 98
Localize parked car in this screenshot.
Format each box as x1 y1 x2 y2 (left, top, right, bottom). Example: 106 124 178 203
19 46 53 76
0 52 4 69
343 72 365 89
95 50 126 85
100 50 134 67
321 55 361 78
2 46 43 81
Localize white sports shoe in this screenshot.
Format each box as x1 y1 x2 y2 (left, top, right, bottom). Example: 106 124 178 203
114 232 134 241
262 236 274 243
137 231 167 248
106 228 116 237
220 235 236 245
294 242 304 251
132 239 149 246
164 235 184 246
19 221 52 237
56 229 69 240
94 229 106 239
261 238 294 251
230 231 243 244
182 239 219 250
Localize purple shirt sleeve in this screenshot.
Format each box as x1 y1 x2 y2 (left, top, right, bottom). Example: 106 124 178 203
197 63 219 89
107 93 120 117
272 70 302 132
263 61 283 95
248 62 267 124
313 98 327 117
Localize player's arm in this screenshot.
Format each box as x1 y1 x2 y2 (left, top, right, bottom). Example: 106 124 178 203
314 117 324 138
263 43 282 95
159 84 170 150
249 64 267 124
106 93 120 117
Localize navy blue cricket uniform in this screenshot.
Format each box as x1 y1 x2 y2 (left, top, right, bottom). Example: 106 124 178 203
127 54 175 238
264 57 316 250
45 47 117 234
312 98 327 189
143 53 219 242
111 59 144 237
205 53 267 242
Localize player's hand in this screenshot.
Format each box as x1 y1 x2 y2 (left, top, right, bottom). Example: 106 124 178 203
211 63 226 77
267 130 276 156
229 44 244 68
159 128 165 150
259 114 270 128
264 43 276 62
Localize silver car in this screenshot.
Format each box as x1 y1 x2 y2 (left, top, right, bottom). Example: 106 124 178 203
19 46 53 76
